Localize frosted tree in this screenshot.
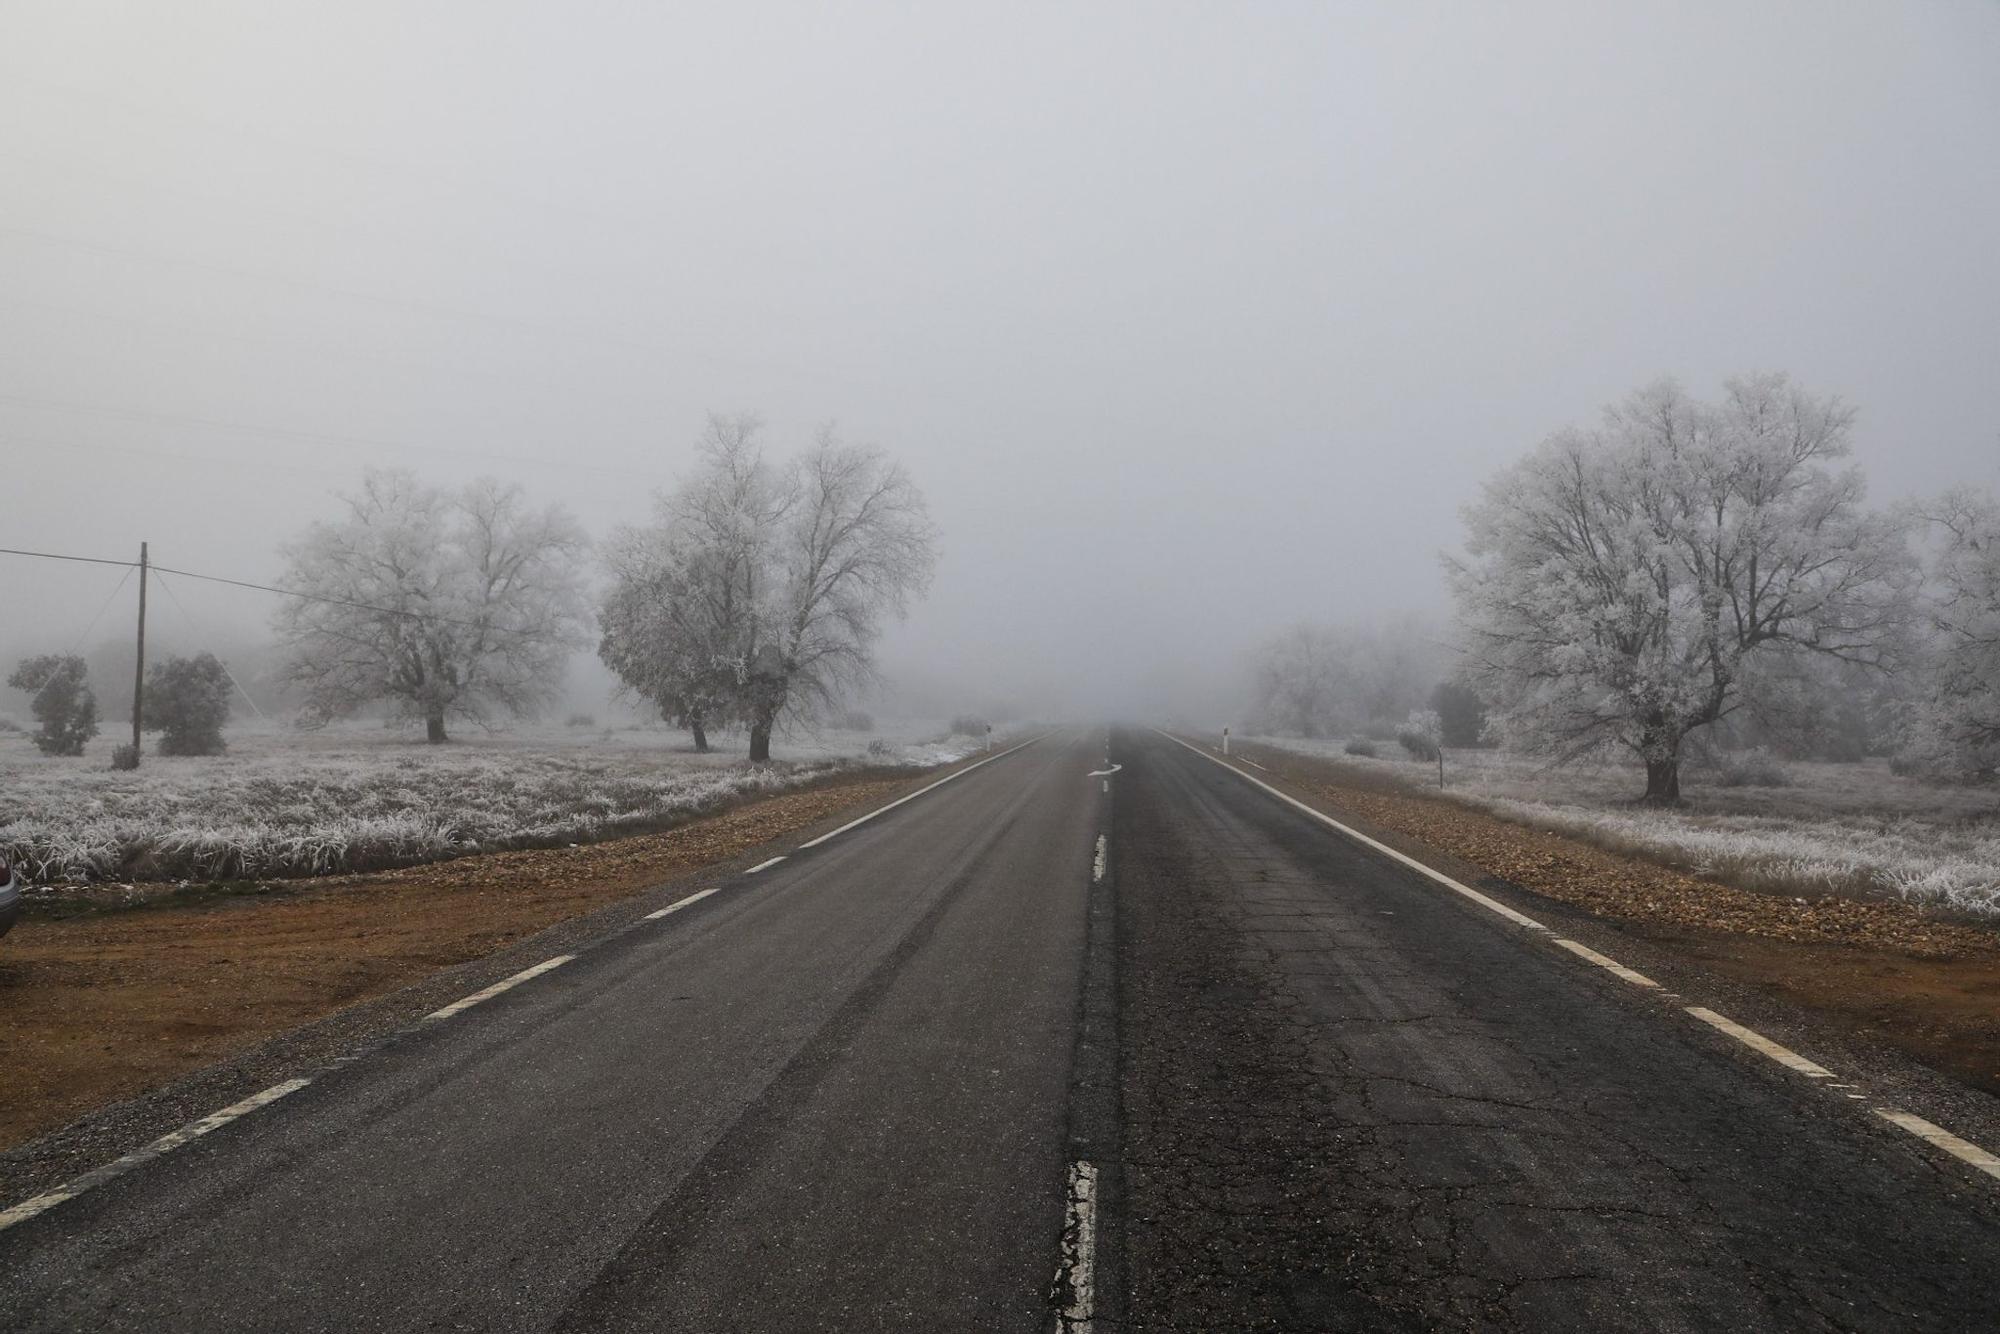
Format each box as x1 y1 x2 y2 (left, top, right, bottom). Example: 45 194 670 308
1449 374 1914 804
145 652 232 755
7 654 99 756
599 416 779 751
1248 621 1444 738
275 470 591 743
1907 486 2000 776
745 431 938 761
602 416 937 762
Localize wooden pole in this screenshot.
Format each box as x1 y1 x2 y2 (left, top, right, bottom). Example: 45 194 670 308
131 541 147 764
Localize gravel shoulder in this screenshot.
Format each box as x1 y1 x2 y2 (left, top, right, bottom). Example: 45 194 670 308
0 760 951 1181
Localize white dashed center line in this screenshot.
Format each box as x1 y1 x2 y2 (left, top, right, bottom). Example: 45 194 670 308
1053 1160 1098 1331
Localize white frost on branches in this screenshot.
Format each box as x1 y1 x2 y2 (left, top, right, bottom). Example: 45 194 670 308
599 416 939 761
274 470 592 742
1906 486 2000 777
1449 374 1915 803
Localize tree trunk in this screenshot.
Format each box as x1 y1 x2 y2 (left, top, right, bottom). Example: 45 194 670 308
690 719 709 753
426 710 448 744
1641 756 1681 806
748 718 772 763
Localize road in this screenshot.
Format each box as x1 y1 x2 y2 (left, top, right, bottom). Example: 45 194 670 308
4 726 2000 1330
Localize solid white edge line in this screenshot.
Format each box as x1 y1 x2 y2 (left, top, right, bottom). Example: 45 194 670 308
1875 1111 2000 1181
424 955 575 1022
796 735 1044 849
645 886 721 920
746 856 786 874
1684 1007 1835 1078
1155 729 1549 931
1553 938 1661 988
0 1078 312 1233
1054 1159 1098 1330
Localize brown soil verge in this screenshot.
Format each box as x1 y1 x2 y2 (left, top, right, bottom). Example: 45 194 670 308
1237 741 2000 1098
0 769 909 1153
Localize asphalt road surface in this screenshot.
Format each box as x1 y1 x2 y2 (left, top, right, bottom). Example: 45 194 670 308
4 726 2000 1331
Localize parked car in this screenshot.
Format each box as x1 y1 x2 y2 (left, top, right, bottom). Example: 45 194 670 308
0 853 19 939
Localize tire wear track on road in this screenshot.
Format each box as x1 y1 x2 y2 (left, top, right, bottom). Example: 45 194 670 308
1114 729 2000 1332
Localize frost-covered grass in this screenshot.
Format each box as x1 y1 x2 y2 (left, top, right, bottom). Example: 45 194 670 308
0 718 982 885
1250 735 2000 917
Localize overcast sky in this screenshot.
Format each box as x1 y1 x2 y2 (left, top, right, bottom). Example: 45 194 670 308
4 2 1997 721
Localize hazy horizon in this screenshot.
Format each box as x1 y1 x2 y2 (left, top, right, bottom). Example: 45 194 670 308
6 2 1998 725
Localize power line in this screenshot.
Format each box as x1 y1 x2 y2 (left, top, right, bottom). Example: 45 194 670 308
0 544 497 632
151 570 271 723
0 544 138 571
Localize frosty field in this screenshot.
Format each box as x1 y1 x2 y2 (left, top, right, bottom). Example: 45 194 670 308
1250 736 2000 917
0 719 983 885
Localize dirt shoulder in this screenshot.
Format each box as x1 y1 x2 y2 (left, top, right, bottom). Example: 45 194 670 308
1228 739 2000 1099
0 763 923 1155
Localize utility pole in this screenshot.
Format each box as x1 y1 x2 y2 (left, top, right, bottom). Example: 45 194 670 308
131 541 148 765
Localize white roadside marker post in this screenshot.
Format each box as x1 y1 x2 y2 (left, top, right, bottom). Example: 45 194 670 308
1222 726 1230 756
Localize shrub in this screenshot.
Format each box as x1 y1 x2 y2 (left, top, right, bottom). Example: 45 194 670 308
1343 738 1379 758
145 653 232 756
1430 681 1487 748
866 738 894 758
1712 748 1791 787
1396 728 1440 762
110 742 139 771
565 712 597 729
948 714 989 738
7 654 99 756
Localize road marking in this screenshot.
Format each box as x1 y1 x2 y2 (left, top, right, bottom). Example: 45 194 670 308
747 856 787 874
645 886 721 920
1101 779 1109 793
424 955 575 1022
1157 729 1549 932
1875 1111 2000 1181
0 1078 311 1234
1053 1160 1098 1331
1684 1007 1834 1078
1154 730 2000 1194
1242 757 1268 770
1093 835 1107 884
796 735 1044 849
1553 938 1660 988
1087 763 1122 777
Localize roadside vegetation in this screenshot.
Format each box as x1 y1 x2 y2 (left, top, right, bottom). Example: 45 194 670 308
0 718 982 886
1242 371 2000 922
1249 736 2000 917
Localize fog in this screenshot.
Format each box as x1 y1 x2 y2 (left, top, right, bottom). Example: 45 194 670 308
4 2 1998 725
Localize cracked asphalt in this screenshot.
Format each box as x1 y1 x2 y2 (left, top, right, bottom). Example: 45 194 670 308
1114 728 2000 1331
